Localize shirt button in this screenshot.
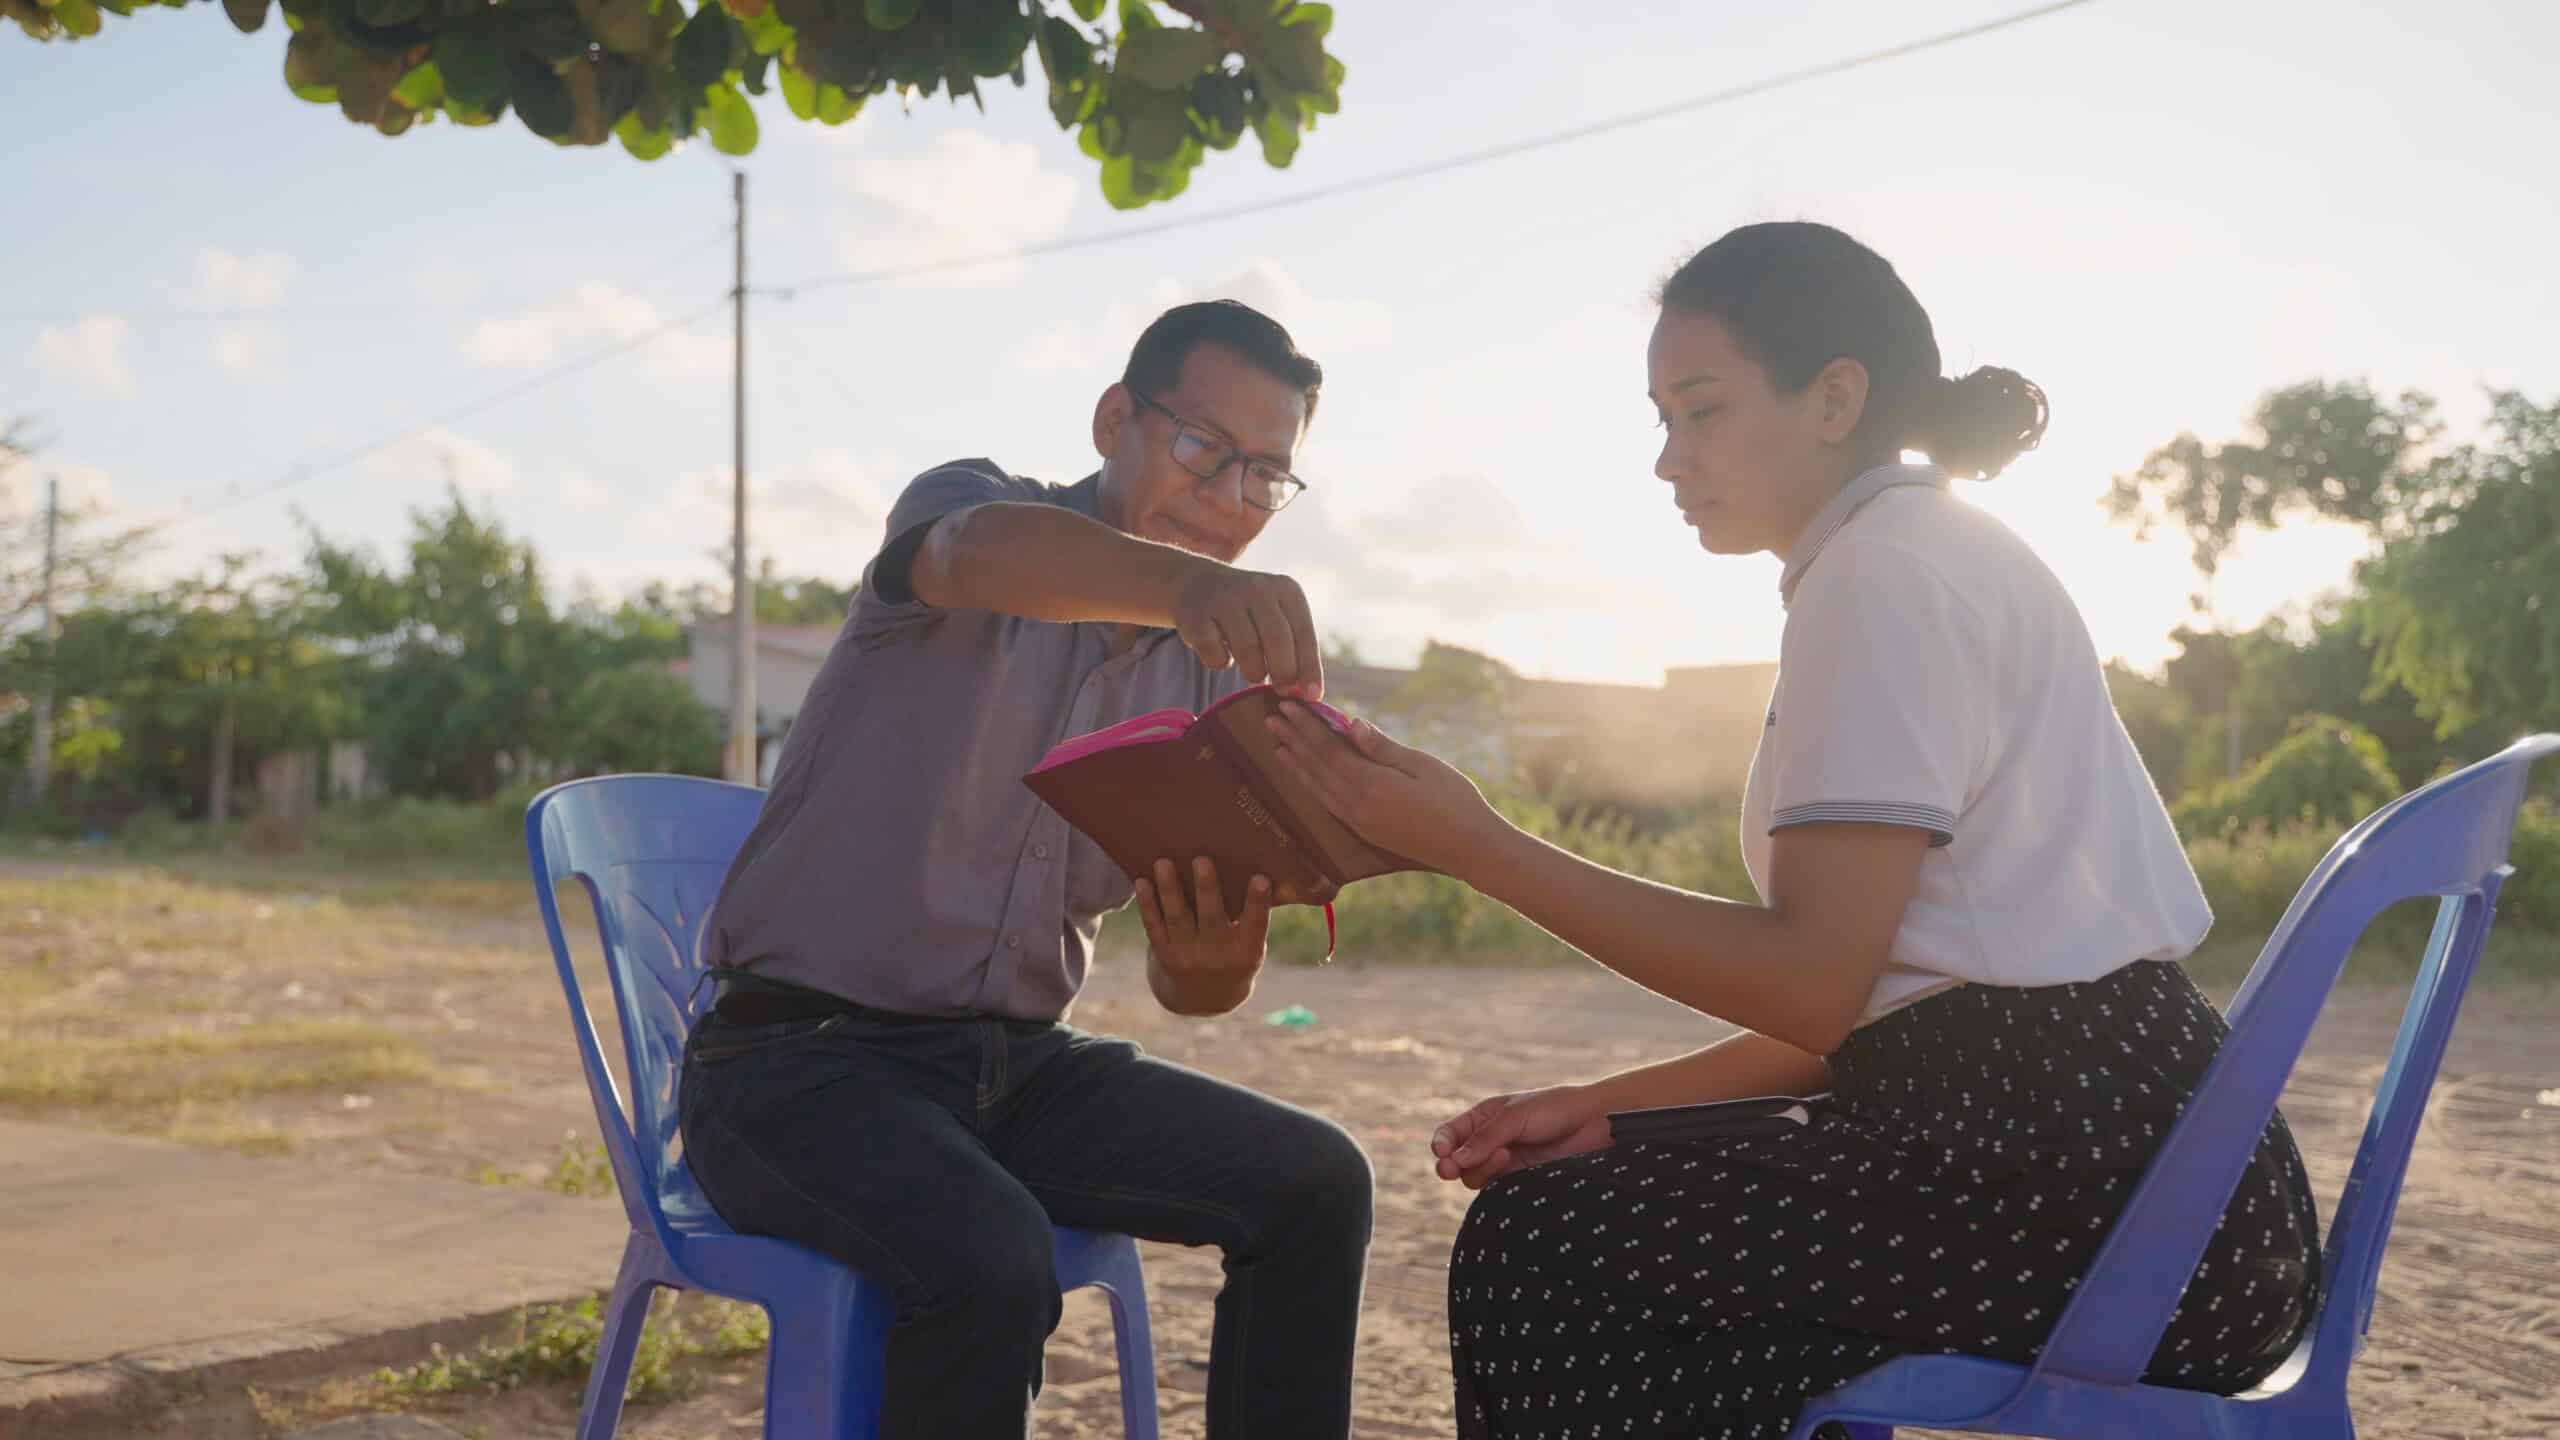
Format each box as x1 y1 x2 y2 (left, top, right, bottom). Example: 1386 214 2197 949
1032 843 1050 860
1004 934 1021 950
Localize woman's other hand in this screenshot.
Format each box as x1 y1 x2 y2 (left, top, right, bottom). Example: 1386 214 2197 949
1430 1085 1613 1190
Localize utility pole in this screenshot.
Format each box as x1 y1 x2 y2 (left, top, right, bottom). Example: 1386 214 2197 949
27 473 59 801
726 169 757 786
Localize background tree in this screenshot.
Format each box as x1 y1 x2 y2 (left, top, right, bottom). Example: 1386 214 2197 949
46 557 346 822
308 490 568 800
9 0 1346 209
2357 391 2560 744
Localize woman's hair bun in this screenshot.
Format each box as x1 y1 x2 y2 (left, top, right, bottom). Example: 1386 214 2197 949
1917 366 2049 480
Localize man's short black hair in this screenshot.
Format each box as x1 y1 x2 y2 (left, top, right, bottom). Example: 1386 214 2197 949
1123 299 1323 423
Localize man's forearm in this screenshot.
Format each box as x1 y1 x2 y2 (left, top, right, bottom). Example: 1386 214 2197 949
913 501 1213 626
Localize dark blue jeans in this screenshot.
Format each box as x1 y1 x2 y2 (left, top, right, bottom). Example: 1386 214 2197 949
676 998 1373 1440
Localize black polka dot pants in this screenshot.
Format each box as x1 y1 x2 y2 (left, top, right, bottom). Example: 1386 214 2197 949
1448 960 2322 1439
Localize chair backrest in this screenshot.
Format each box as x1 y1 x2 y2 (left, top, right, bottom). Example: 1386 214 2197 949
2031 733 2559 1390
525 774 766 1242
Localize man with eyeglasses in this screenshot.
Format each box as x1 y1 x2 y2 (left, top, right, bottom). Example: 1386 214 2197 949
680 300 1370 1440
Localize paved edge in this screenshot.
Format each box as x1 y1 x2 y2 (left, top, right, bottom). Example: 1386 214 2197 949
0 1282 610 1435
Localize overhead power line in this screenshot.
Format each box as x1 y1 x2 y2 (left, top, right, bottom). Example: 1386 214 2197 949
158 295 729 531
759 0 2099 300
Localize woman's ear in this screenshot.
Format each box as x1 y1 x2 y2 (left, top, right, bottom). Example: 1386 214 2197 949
1093 382 1135 459
1812 357 1870 446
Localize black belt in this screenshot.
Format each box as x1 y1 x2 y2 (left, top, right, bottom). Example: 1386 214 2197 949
704 970 867 1027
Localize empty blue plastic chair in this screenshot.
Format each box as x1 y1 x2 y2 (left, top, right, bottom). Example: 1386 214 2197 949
1792 733 2559 1440
525 773 1163 1440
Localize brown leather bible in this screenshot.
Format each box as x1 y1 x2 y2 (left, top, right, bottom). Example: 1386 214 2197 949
1022 684 1427 954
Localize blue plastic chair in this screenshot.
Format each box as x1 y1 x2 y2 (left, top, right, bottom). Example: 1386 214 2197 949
1792 733 2560 1440
525 774 1163 1440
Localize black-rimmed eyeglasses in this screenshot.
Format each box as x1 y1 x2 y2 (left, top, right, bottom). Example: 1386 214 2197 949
1130 390 1309 513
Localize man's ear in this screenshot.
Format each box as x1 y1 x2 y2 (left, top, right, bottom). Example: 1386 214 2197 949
1093 382 1135 459
1812 357 1871 446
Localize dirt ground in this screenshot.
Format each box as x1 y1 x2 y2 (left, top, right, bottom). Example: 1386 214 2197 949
6 861 2559 1438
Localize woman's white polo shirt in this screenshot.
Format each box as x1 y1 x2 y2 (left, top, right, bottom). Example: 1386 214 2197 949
1738 464 2213 1022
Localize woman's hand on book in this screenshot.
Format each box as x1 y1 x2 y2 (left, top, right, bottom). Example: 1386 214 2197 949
1430 1085 1613 1189
1171 566 1325 698
1266 702 1504 872
1135 856 1273 1016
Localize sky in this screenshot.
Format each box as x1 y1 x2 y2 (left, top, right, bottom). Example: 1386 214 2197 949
7 0 2557 686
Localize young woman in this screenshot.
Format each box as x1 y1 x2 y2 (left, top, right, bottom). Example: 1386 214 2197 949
1266 222 2321 1439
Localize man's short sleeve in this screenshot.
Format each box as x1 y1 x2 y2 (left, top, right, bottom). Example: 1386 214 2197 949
1766 539 1989 847
850 460 1025 642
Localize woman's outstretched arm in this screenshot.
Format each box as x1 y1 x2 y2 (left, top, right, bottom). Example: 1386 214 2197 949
1269 704 1927 1054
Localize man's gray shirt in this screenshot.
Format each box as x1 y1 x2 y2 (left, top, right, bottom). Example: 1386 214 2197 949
705 459 1244 1021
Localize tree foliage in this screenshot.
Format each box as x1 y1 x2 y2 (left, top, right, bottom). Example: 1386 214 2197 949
2105 379 2445 582
2356 391 2560 741
2171 713 2402 841
43 557 346 819
9 0 1347 209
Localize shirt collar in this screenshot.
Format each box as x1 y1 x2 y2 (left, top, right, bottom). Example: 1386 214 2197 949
1060 470 1106 520
1778 462 1950 607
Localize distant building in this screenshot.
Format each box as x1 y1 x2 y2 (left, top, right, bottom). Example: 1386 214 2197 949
682 619 843 784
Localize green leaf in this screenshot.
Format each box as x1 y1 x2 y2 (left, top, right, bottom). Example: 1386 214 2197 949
335 52 401 124
815 80 861 125
1036 16 1090 85
352 0 423 27
572 0 657 56
1254 15 1325 92
53 0 100 37
703 81 758 154
1116 25 1219 90
391 58 444 110
674 3 735 90
862 0 919 30
433 25 507 109
219 0 268 34
1253 99 1299 167
1117 84 1188 163
1189 69 1242 142
1068 0 1102 21
615 106 675 159
508 53 574 139
778 57 817 119
282 29 339 102
737 3 790 55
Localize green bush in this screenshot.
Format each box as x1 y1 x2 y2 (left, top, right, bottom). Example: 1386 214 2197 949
2175 714 2401 841
300 795 525 865
2502 799 2560 931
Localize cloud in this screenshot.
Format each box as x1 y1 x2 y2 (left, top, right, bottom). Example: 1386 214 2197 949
212 325 286 382
463 284 728 376
412 257 482 309
665 450 898 578
35 315 134 397
197 249 294 310
831 130 1076 285
1251 472 1651 642
359 427 518 496
1006 259 1393 378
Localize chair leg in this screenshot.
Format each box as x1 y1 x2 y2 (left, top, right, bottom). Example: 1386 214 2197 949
575 1237 663 1440
1096 1242 1161 1440
760 1270 885 1440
